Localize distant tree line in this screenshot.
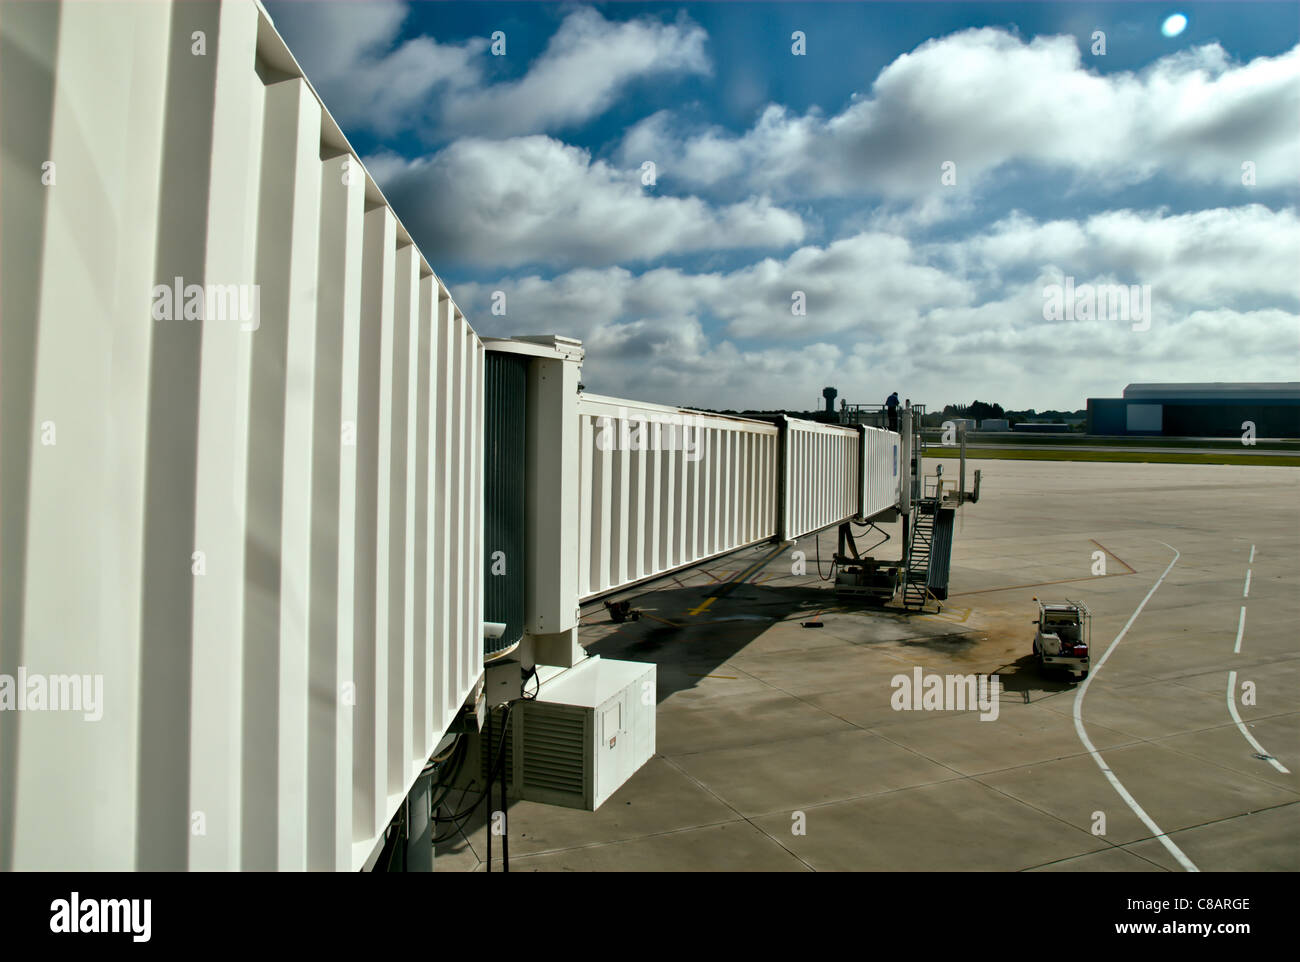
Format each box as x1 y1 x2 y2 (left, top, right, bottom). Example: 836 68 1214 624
921 401 1086 429
679 399 1086 430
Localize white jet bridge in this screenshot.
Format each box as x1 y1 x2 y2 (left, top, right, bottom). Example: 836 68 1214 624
0 0 920 871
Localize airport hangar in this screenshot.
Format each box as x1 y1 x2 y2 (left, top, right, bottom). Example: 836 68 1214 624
1086 382 1300 438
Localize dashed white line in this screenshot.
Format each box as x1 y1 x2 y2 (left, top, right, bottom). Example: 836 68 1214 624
1249 544 1256 563
1226 671 1290 774
1233 606 1247 654
1243 569 1251 598
1072 542 1199 873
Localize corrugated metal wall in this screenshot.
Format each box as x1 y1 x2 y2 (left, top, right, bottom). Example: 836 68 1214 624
571 401 907 599
781 417 861 540
0 0 483 871
860 426 902 522
576 396 779 600
483 353 528 657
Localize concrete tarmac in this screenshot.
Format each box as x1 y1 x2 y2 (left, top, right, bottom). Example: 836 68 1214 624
436 459 1300 871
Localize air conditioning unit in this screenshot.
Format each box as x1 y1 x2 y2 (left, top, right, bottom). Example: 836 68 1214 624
464 656 656 812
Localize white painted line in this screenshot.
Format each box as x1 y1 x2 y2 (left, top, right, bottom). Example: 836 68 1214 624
1243 569 1251 598
1072 543 1199 873
1226 671 1290 774
1249 544 1256 564
1234 606 1246 654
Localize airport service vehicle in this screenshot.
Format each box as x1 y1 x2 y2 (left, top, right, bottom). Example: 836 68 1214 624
1032 599 1092 679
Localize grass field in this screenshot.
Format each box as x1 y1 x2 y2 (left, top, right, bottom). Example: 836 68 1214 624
918 432 1300 451
922 446 1300 467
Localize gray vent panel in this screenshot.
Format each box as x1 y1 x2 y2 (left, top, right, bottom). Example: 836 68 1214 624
522 705 586 797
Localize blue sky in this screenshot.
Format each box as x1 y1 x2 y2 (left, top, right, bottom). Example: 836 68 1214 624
265 1 1300 412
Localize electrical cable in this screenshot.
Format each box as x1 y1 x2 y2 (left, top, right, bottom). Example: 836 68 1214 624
383 798 407 872
501 733 509 872
427 737 469 816
422 733 462 773
861 533 889 555
426 737 469 818
431 779 480 846
432 701 515 825
814 532 837 582
447 807 477 852
853 522 890 556
432 702 519 864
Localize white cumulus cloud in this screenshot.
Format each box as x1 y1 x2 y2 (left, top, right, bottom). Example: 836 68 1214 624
619 30 1300 202
449 204 1299 410
267 2 710 139
371 136 806 269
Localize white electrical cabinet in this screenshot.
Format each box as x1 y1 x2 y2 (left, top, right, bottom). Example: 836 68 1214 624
472 657 656 811
521 657 656 811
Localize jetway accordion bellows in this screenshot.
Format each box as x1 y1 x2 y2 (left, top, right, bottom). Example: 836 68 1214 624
483 353 529 657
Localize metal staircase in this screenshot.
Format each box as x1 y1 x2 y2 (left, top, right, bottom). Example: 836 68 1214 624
902 498 938 609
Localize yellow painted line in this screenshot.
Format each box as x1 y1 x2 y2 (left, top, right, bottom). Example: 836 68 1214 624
687 543 787 617
731 543 789 585
687 597 717 616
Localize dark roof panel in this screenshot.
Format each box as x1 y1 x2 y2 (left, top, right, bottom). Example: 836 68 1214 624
1122 382 1300 400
